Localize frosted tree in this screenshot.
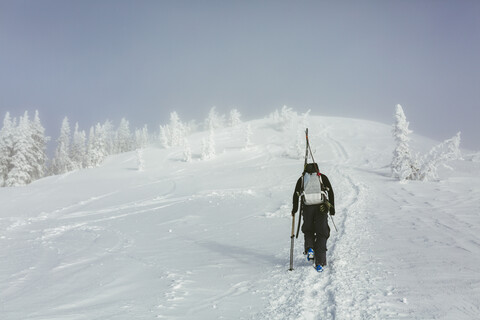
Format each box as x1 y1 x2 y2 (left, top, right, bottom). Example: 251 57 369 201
228 109 242 127
201 127 216 160
0 113 16 186
244 124 253 150
51 117 74 175
159 125 170 148
209 128 215 156
70 123 86 170
207 127 216 159
102 120 115 155
205 107 225 130
85 126 95 168
201 138 208 160
183 138 192 162
270 105 298 131
116 118 132 153
28 110 48 180
5 112 36 186
135 125 149 149
391 104 417 181
301 109 311 130
88 123 108 167
292 129 304 159
169 112 184 147
136 148 145 171
419 132 462 181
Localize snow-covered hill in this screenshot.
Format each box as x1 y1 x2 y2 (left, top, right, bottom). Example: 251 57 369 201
1 115 479 319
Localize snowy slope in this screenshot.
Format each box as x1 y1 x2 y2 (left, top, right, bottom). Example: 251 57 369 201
1 115 479 320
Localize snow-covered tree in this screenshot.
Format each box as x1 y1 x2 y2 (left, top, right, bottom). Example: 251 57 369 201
159 112 186 148
85 126 95 168
88 123 108 167
391 104 417 181
136 148 145 171
116 118 132 153
288 128 304 159
28 110 48 181
419 132 462 181
0 113 16 186
207 127 215 158
51 117 74 175
169 112 184 147
0 111 47 186
301 109 311 130
201 138 208 160
70 123 86 170
183 138 192 162
102 120 115 155
270 105 298 131
229 109 242 127
205 107 225 130
135 125 149 149
159 125 169 148
4 112 35 186
201 127 216 160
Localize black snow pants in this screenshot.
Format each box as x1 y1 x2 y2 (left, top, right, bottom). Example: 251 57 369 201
301 204 330 266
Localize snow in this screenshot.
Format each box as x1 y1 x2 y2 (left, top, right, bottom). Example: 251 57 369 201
1 115 479 319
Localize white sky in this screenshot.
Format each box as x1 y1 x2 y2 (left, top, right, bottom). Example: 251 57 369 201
1 0 479 150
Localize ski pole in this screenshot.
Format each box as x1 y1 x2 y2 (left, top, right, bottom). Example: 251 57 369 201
289 213 295 271
329 214 338 232
295 203 302 239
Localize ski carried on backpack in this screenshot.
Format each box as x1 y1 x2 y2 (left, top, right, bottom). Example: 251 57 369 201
290 129 311 271
295 129 310 239
302 128 337 232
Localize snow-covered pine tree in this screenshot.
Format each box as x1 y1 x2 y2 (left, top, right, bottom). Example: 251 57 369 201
5 112 36 186
169 112 184 147
205 107 224 131
51 117 75 175
88 123 108 167
136 148 145 171
159 125 170 148
207 127 215 159
70 123 86 170
116 118 132 153
228 109 242 127
244 124 253 150
419 132 462 181
135 125 149 149
85 126 95 168
294 128 303 159
391 104 417 181
183 137 192 162
301 109 311 130
102 120 115 155
200 138 208 160
0 112 16 186
270 105 298 131
28 110 48 181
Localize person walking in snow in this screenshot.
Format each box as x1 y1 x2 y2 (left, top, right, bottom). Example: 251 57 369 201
292 163 335 272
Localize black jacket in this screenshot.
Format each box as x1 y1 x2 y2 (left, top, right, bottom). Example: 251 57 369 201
292 173 335 215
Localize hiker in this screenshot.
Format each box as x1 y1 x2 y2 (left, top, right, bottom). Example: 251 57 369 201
292 163 335 272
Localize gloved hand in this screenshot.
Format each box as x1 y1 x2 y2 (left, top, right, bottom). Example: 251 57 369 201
330 207 335 216
291 209 296 216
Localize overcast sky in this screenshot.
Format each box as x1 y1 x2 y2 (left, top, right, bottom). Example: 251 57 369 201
1 0 479 150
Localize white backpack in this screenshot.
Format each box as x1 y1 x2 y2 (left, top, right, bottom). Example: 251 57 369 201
302 172 328 205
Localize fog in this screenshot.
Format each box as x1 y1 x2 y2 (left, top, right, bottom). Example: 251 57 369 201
1 0 479 150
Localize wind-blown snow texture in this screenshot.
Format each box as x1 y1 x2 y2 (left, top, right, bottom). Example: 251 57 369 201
1 116 479 319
